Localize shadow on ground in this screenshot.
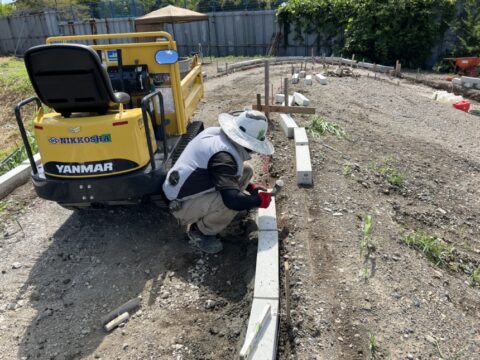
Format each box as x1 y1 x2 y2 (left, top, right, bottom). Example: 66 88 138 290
16 204 256 359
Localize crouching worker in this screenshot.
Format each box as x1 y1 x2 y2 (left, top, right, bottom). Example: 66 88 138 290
162 110 275 254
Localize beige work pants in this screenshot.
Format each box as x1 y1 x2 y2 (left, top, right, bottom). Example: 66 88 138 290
172 164 253 235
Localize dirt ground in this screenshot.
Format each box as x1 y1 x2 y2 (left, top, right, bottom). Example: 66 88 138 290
1 61 480 360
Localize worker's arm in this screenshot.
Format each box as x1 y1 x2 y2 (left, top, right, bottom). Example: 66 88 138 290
208 152 261 211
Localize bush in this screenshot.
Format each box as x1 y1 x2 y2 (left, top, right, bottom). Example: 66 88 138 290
277 0 455 68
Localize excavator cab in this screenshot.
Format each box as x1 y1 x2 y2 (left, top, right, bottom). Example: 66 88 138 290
15 32 204 208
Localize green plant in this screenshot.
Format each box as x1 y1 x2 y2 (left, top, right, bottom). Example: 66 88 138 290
368 333 378 360
307 115 347 139
277 0 455 68
360 214 376 281
469 267 480 287
0 132 38 176
372 157 404 187
451 0 480 57
404 230 455 268
343 163 353 176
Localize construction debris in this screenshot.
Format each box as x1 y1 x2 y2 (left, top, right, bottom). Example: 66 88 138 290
101 297 140 327
293 92 310 107
328 67 358 78
104 312 130 332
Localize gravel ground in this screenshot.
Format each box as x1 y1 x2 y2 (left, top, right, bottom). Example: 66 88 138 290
1 61 480 359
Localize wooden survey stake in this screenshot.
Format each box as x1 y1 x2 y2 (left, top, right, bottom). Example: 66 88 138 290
253 63 316 117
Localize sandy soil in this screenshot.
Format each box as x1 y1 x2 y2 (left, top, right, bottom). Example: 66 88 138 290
1 62 480 360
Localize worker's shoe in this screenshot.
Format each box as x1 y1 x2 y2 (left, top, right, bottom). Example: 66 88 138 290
187 223 223 254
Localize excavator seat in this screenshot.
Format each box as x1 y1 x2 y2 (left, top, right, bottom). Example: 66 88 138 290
24 44 130 117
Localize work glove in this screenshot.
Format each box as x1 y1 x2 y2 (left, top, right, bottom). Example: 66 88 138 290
246 183 268 195
258 191 273 209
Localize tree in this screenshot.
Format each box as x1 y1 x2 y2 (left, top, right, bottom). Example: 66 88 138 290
452 0 480 56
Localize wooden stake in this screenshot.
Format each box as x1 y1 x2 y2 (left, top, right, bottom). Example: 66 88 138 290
284 261 291 327
284 78 288 108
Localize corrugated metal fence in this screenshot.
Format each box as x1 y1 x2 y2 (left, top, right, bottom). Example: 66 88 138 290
0 11 59 55
0 10 328 57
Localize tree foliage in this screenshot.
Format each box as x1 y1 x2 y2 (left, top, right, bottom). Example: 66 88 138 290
277 0 456 67
451 0 480 56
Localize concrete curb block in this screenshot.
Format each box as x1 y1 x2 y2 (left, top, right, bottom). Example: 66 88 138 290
214 56 394 77
242 197 279 359
279 114 298 138
293 92 310 107
295 144 313 185
294 127 308 146
0 154 41 200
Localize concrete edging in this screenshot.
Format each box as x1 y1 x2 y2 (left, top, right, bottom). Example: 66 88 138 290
0 154 40 200
241 197 279 359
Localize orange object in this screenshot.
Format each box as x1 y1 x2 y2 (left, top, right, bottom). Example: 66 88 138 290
445 57 480 77
453 100 471 112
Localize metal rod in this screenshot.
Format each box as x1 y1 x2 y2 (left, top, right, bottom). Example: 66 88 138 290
15 96 41 174
141 91 162 171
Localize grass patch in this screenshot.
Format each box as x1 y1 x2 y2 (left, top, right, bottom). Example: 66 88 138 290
404 230 455 268
469 267 480 287
0 132 37 176
307 115 347 139
370 156 405 187
0 57 32 95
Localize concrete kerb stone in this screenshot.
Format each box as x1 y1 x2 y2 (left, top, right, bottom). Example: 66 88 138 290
305 75 313 85
294 127 308 146
0 154 41 200
296 144 313 185
242 194 279 359
293 92 310 106
279 113 298 138
213 56 394 79
292 73 299 84
274 94 285 104
242 298 279 360
315 73 328 85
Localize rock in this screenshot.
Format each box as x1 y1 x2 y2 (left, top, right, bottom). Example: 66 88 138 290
333 212 343 216
12 262 22 269
407 353 414 359
160 291 170 299
205 299 216 309
122 343 129 350
209 327 219 335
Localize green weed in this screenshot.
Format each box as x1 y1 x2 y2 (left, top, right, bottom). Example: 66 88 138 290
307 115 347 139
343 163 353 176
368 333 378 360
0 57 32 95
404 230 455 268
469 267 480 287
0 132 37 176
371 157 404 187
360 214 376 281
0 201 7 213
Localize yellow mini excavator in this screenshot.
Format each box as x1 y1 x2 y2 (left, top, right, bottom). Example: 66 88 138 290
15 31 204 209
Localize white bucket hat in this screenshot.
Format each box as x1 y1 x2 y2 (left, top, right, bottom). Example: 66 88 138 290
218 110 274 155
